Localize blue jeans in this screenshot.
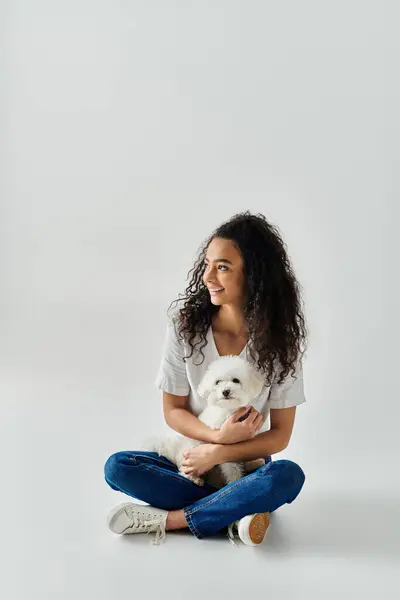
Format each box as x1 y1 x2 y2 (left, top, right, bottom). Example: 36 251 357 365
104 451 305 539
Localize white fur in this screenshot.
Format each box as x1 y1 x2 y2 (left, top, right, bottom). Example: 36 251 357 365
146 355 266 487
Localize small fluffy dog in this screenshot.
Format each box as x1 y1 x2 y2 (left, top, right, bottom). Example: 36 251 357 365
148 355 266 487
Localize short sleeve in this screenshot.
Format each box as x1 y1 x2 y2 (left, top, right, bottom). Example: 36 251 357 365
268 361 306 409
154 319 190 396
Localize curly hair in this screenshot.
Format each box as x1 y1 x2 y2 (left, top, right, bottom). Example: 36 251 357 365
167 211 307 385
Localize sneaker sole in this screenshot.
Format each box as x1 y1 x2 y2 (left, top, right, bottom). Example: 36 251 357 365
240 512 270 546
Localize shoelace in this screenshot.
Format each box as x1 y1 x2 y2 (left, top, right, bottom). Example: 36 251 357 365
127 508 237 547
128 510 167 545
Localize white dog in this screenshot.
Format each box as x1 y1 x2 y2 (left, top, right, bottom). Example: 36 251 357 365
148 355 266 487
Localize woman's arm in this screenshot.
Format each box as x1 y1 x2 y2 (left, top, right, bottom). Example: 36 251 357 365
214 406 297 463
163 391 220 443
163 392 263 444
181 408 297 477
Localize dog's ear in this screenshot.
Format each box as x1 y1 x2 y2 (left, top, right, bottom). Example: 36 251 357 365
246 367 266 400
197 370 214 399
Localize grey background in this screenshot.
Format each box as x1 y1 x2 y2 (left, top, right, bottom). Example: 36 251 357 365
1 1 399 598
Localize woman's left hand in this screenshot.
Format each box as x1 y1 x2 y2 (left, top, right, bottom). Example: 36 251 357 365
182 444 220 477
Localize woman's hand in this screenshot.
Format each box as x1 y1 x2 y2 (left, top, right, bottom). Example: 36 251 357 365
215 406 265 444
181 444 220 477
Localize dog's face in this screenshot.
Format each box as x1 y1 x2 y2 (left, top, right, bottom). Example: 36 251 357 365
197 355 265 410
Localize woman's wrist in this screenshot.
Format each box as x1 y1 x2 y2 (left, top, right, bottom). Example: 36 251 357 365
212 443 227 465
211 428 222 444
211 428 231 445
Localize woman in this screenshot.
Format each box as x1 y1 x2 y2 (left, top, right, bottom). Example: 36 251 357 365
104 211 307 546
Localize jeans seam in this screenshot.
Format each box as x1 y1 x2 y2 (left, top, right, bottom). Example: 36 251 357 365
128 454 176 469
183 508 203 539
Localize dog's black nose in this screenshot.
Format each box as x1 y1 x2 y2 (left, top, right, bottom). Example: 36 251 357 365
222 389 230 398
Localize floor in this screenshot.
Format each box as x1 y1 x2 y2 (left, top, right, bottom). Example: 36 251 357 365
2 1 398 597
2 370 399 600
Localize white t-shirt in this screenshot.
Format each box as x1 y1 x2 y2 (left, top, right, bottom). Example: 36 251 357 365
154 317 306 433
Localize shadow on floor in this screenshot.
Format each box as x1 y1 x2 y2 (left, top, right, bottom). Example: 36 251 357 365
258 491 400 563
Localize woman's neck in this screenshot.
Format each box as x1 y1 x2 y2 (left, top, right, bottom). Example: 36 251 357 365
212 305 248 337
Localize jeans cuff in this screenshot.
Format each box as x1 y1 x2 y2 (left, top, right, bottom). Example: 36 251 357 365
183 507 204 540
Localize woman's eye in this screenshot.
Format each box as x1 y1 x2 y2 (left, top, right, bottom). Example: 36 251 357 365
232 378 240 384
203 263 228 269
216 380 221 385
204 264 228 271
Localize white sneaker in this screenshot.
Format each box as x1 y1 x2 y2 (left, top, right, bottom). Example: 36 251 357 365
228 512 270 546
107 502 168 545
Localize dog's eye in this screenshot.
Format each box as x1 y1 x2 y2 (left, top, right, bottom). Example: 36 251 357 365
216 380 221 385
232 378 240 384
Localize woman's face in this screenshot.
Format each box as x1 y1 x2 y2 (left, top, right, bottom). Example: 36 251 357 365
202 237 246 307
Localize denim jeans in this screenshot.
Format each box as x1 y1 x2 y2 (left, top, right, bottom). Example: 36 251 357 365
104 451 305 539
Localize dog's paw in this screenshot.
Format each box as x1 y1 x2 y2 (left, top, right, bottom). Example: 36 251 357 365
220 462 245 484
189 475 205 487
179 469 205 487
244 458 265 472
